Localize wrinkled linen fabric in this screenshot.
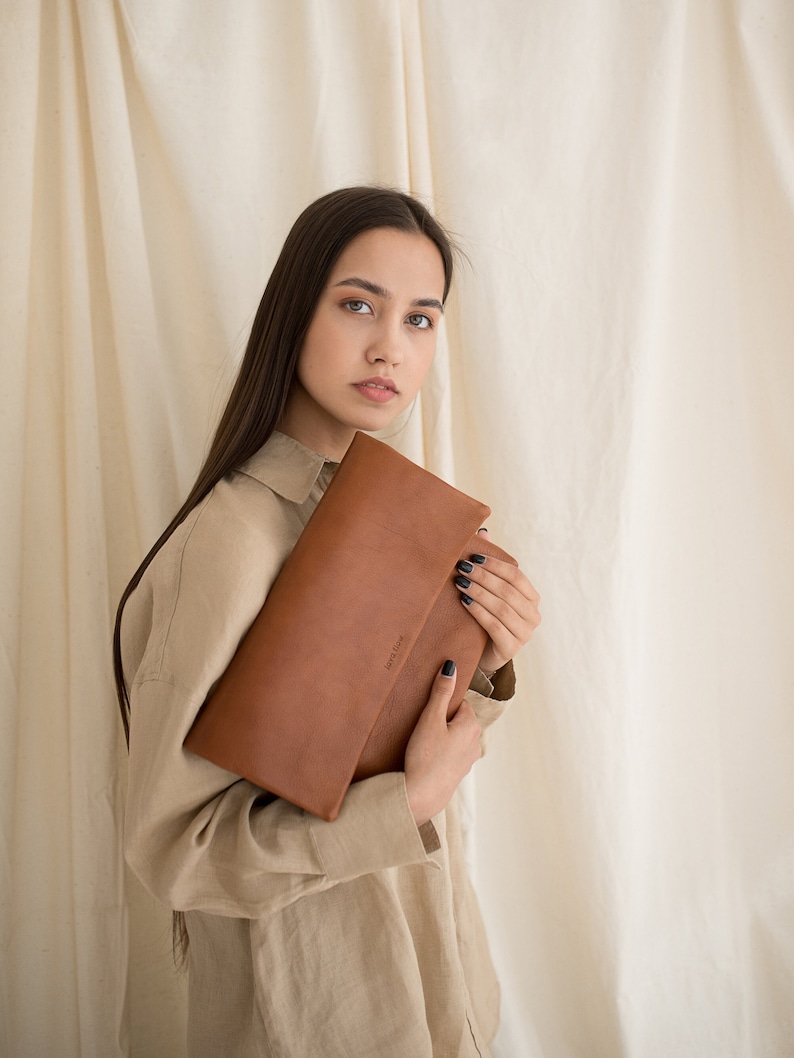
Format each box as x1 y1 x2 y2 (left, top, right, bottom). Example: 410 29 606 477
1 2 793 1057
122 431 508 1057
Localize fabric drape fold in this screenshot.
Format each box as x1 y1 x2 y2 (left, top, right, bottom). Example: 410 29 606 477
2 2 792 1056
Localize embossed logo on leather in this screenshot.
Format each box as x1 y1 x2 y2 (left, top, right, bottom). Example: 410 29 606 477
385 634 404 670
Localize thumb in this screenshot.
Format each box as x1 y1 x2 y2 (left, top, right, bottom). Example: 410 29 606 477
426 659 457 722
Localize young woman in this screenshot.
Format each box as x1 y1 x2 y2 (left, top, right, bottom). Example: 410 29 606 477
115 186 541 1057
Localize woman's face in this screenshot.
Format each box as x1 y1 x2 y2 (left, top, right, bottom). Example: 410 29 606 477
279 227 446 459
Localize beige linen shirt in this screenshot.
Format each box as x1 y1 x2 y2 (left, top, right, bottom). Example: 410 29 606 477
122 431 516 1058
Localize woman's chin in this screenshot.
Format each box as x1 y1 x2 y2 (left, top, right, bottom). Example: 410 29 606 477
344 402 408 435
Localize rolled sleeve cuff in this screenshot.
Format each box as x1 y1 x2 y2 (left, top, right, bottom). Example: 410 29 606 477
309 772 441 881
466 660 517 753
469 660 516 701
490 660 516 700
469 667 495 697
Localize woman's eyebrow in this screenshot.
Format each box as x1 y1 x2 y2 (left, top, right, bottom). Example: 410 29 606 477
333 276 444 314
333 276 388 298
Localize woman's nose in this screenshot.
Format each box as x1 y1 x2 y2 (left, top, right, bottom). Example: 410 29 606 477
365 321 404 365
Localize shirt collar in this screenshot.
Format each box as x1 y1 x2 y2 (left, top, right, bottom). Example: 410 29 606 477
237 431 339 504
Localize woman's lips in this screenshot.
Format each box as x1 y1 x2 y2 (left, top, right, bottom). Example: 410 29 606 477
353 380 398 403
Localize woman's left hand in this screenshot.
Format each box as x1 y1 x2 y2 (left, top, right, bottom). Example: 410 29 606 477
453 529 541 677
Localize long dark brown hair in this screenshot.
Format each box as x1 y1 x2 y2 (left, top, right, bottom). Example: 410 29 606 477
112 186 454 962
113 186 454 740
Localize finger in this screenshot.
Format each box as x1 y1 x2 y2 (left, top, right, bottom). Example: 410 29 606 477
464 589 541 646
460 580 541 650
470 559 540 608
447 697 479 735
456 562 540 627
424 660 458 722
458 547 534 584
464 591 523 642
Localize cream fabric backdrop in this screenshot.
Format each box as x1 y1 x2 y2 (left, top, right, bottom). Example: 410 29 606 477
2 1 793 1056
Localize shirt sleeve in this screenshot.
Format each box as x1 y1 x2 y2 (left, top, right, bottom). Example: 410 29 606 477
121 474 507 919
464 660 517 753
122 480 442 921
125 677 441 919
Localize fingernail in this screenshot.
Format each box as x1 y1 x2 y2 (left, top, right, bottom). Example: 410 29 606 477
461 594 473 606
471 554 486 564
477 527 488 534
455 575 471 589
457 560 474 573
442 659 456 677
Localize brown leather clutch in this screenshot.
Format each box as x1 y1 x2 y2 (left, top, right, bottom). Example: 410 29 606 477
184 431 516 821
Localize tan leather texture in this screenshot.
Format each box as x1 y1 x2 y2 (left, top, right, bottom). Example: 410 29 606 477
184 431 515 821
354 531 515 779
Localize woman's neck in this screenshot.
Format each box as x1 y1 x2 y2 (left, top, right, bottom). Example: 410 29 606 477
277 383 356 461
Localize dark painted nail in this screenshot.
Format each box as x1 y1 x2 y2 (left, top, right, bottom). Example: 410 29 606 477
442 659 456 677
457 560 473 573
461 594 473 606
471 554 486 564
455 575 471 589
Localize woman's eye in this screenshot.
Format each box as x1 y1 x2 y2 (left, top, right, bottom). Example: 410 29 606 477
407 313 432 330
345 300 371 314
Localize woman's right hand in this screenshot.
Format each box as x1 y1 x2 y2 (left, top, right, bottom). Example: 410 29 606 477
404 662 483 826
